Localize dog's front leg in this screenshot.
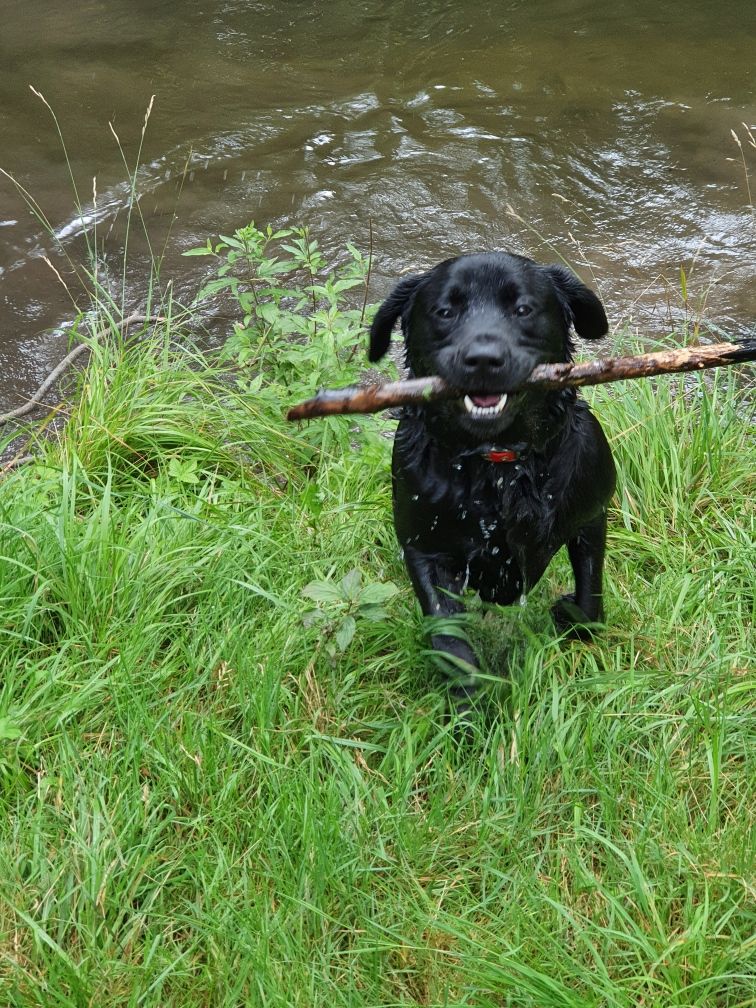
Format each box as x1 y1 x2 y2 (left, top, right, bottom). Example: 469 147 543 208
403 546 481 712
552 511 608 635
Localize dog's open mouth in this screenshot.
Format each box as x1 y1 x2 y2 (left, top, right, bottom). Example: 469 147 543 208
462 393 509 419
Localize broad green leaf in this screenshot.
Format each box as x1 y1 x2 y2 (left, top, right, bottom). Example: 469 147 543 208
335 615 357 652
302 580 343 604
357 604 389 622
218 234 245 250
0 717 21 742
340 569 363 600
359 582 399 605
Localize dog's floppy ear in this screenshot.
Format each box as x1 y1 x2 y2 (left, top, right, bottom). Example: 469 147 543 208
545 265 608 340
368 273 427 362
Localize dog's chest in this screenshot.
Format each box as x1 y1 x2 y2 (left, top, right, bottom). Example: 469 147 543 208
395 451 554 557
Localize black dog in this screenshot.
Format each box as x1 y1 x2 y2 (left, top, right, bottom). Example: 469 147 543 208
368 251 615 710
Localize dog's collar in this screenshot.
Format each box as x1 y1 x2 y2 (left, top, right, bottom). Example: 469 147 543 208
457 443 529 464
482 447 521 463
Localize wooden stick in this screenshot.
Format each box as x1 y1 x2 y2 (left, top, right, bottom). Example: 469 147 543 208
0 313 165 425
287 339 756 421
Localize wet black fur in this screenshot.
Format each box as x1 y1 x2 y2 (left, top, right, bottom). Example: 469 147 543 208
369 251 616 711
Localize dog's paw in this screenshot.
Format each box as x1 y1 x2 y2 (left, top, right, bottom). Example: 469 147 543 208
551 594 604 640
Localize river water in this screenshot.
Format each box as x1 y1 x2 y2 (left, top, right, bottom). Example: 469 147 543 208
0 0 754 412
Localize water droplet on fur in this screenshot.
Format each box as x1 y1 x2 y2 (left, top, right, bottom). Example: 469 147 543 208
411 494 419 501
479 518 497 540
491 546 500 555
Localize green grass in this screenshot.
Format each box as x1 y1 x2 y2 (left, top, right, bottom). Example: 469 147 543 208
0 322 753 1006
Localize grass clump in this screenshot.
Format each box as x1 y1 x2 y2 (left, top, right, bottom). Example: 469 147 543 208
0 226 754 1006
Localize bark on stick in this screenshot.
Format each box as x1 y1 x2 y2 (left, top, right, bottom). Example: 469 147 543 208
286 340 756 421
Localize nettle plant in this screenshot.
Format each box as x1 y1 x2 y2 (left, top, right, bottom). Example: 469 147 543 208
302 569 399 661
184 223 381 402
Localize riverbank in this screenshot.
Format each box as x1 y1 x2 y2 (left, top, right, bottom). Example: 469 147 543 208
0 242 753 1005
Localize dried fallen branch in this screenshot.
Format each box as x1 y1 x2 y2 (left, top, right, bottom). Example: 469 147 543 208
0 313 164 425
287 339 756 421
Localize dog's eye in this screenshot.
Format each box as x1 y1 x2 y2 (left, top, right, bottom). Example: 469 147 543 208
435 306 456 320
515 304 533 318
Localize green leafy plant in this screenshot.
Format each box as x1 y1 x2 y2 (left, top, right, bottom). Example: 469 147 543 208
184 223 379 391
183 223 391 458
302 568 399 659
0 715 22 742
168 455 200 485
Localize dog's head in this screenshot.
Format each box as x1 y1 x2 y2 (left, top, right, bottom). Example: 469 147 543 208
368 251 607 440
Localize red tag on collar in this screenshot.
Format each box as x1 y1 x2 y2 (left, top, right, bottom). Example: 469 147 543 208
484 449 519 463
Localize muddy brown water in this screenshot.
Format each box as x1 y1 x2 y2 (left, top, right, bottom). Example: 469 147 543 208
0 0 754 414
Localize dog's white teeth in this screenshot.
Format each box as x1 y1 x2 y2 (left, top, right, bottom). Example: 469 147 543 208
463 394 508 418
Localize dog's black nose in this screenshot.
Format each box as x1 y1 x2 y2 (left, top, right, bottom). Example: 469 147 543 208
461 335 506 372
